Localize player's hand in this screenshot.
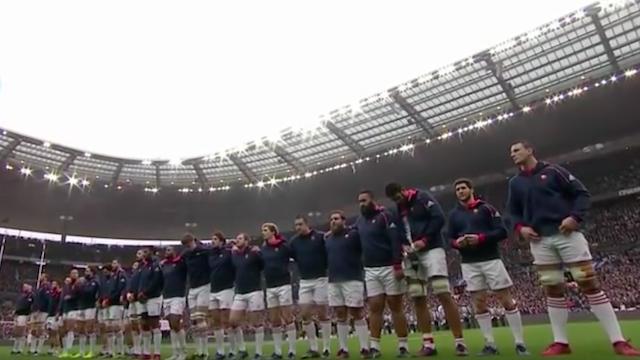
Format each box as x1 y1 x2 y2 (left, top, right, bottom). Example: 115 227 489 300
519 226 540 242
127 293 134 302
402 245 414 255
559 217 579 235
454 236 467 248
250 245 260 253
102 299 109 308
393 266 405 280
464 234 480 247
413 239 427 251
137 292 147 302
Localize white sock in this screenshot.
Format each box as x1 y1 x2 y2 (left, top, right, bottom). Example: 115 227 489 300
142 331 151 355
195 335 202 355
337 321 349 351
273 328 283 355
178 329 187 354
214 329 225 355
30 334 37 353
170 330 177 356
19 336 27 352
237 327 246 352
320 321 331 352
398 337 408 350
89 333 96 354
354 319 369 351
37 336 46 353
547 297 569 344
586 292 625 343
66 332 75 351
476 312 495 344
12 336 19 351
422 333 435 349
254 326 264 356
202 334 209 356
107 334 115 354
79 335 87 354
117 331 125 355
133 332 141 354
505 309 525 345
286 323 297 355
304 321 318 352
227 328 237 354
152 329 162 355
370 337 380 350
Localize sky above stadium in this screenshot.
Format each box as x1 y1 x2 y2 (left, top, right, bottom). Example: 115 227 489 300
0 0 594 160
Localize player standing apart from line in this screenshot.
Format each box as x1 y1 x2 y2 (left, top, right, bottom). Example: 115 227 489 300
261 223 298 360
77 267 100 358
161 245 188 360
209 232 244 359
181 233 212 359
355 191 410 358
138 246 164 360
448 178 528 356
229 233 266 360
290 215 331 359
12 283 33 355
325 210 370 359
385 182 468 356
30 273 51 356
506 140 640 357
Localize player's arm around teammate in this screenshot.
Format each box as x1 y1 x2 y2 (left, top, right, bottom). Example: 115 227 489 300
507 141 640 356
449 178 528 356
355 190 409 358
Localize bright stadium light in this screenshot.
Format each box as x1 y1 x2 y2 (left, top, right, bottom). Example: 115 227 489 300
20 167 32 176
0 0 592 160
67 175 79 186
80 179 90 186
43 141 51 148
44 172 59 182
84 152 92 158
256 181 265 188
141 159 152 165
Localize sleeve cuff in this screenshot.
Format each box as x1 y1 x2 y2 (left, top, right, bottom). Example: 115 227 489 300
451 239 461 249
477 233 487 245
514 223 524 234
392 263 403 271
414 237 428 249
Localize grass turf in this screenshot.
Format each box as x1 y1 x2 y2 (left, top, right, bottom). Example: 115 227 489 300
2 320 638 359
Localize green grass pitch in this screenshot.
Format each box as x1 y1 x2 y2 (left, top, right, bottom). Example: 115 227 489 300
2 320 638 359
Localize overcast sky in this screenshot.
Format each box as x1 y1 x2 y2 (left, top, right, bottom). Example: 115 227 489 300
0 0 594 160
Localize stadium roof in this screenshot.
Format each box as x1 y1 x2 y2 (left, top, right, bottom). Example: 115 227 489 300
1 0 640 190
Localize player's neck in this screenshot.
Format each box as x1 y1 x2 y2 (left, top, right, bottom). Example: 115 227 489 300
520 157 538 171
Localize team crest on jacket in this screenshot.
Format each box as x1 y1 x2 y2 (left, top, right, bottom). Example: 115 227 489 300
473 209 479 213
540 174 547 180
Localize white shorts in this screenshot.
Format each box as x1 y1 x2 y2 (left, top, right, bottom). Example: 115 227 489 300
46 316 60 330
135 301 147 316
530 231 592 265
16 315 29 327
188 285 210 310
82 308 97 321
142 297 163 317
128 303 139 318
163 297 186 316
298 277 329 305
266 285 293 309
209 289 234 310
98 308 106 322
365 266 406 297
30 312 48 323
231 291 265 312
68 310 82 321
461 259 514 292
108 305 124 321
404 248 449 280
328 281 365 308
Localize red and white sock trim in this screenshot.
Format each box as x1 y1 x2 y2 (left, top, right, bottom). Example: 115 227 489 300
546 297 567 309
505 308 520 315
475 312 491 319
586 291 610 306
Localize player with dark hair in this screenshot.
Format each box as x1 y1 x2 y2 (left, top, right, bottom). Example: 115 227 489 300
61 269 81 358
290 215 331 359
448 178 528 356
181 233 212 358
77 266 100 358
385 182 468 356
46 280 62 356
30 273 50 355
107 259 128 358
261 222 297 359
161 245 188 360
506 140 639 356
229 233 265 360
127 252 144 357
138 246 164 360
324 210 370 359
208 232 242 359
12 283 33 355
355 190 409 358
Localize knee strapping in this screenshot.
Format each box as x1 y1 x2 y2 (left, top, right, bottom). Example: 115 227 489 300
538 269 564 286
407 278 427 298
569 264 596 283
430 278 451 295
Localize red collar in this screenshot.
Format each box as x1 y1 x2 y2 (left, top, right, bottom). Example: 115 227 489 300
163 255 181 264
519 161 539 176
267 234 284 247
465 199 482 210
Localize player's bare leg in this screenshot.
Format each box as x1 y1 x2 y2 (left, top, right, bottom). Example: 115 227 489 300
250 310 265 359
347 306 370 358
333 306 350 358
569 260 640 356
431 276 467 356
299 303 318 358
280 305 297 358
386 294 410 356
210 309 226 360
367 294 385 356
229 309 248 359
472 290 500 355
315 304 331 358
412 292 436 356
